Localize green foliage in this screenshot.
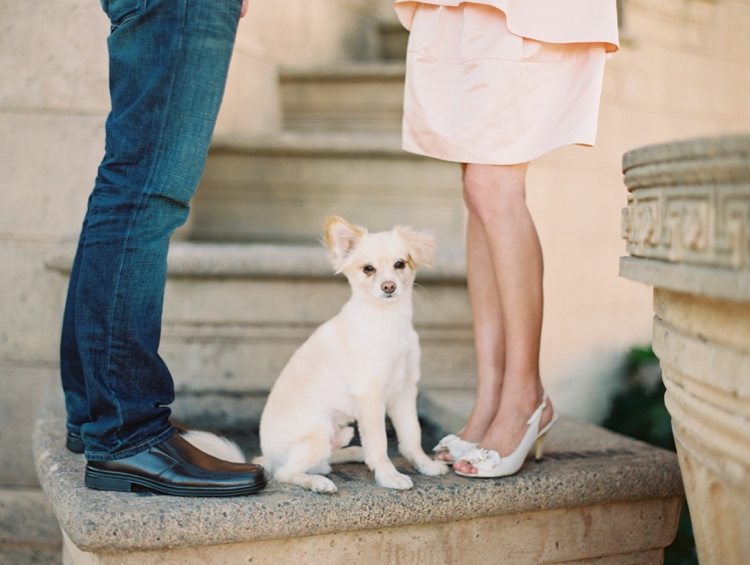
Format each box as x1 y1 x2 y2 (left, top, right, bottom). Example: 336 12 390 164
602 346 698 565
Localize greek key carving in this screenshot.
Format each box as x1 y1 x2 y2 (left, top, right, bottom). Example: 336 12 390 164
622 187 750 270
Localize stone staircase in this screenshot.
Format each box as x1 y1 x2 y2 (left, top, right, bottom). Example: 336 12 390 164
279 63 405 133
35 17 685 565
188 19 466 249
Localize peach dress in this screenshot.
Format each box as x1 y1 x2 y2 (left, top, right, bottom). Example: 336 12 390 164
395 0 620 165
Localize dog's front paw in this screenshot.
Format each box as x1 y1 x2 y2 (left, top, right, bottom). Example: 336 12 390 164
375 469 413 490
310 476 337 494
416 458 450 476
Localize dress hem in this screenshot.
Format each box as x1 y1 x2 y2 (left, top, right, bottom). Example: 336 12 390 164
400 139 596 166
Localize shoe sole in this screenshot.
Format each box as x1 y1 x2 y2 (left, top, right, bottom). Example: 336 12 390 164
85 467 267 497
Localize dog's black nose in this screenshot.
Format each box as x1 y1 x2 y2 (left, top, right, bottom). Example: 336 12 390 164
381 281 396 294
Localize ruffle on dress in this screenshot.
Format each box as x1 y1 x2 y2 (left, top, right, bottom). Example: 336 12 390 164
395 0 620 53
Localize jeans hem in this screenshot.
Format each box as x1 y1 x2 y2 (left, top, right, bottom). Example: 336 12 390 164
84 426 177 462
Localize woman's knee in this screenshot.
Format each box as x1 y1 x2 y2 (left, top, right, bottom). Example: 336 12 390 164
462 163 529 219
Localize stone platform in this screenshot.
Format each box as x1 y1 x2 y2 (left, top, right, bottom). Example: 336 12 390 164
35 391 683 565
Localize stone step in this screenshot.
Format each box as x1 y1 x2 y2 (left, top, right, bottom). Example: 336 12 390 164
45 241 475 394
35 391 684 565
279 63 405 133
190 132 465 248
378 20 409 61
0 488 62 565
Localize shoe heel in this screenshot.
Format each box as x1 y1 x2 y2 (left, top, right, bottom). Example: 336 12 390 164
535 433 546 461
85 471 134 492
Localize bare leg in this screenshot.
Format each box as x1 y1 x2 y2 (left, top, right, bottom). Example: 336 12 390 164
437 167 506 461
454 163 554 475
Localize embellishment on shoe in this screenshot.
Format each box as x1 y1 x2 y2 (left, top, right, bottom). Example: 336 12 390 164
469 448 492 465
432 433 479 465
433 434 459 452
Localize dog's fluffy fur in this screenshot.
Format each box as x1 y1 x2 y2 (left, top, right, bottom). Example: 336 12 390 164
181 430 246 464
255 216 449 493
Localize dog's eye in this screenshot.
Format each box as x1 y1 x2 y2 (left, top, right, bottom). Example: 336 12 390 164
363 265 375 274
394 261 406 270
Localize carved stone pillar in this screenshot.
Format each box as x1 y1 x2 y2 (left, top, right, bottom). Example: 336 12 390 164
620 135 750 565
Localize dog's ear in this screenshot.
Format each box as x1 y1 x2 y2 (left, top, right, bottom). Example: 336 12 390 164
324 216 366 271
397 227 435 269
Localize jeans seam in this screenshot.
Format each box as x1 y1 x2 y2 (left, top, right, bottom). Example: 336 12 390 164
102 0 187 447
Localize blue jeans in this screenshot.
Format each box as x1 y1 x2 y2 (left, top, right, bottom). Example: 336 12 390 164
60 0 241 461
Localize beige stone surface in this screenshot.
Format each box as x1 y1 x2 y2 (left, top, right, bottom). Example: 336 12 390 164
0 1 109 113
620 256 750 302
0 0 109 492
160 263 474 391
0 365 58 486
654 287 750 352
673 441 749 565
191 145 465 247
657 309 750 565
62 499 678 565
620 134 750 565
0 488 62 548
527 151 655 422
215 0 385 140
280 63 406 132
44 242 475 392
621 136 750 272
213 53 281 140
0 243 69 365
0 113 103 238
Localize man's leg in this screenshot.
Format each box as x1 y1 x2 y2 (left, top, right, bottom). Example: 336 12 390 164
64 0 242 460
60 212 91 451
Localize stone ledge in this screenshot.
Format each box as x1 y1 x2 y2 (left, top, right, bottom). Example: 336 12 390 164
619 256 750 302
622 134 750 178
62 501 678 565
209 131 412 157
35 392 682 554
279 62 406 83
44 241 467 282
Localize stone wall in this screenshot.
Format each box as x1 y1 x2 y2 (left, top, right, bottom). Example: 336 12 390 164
0 0 110 487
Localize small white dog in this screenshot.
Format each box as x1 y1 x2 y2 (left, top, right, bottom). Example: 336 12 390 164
256 216 449 493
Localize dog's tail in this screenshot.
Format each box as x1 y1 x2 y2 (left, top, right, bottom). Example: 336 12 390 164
181 430 246 464
251 455 267 466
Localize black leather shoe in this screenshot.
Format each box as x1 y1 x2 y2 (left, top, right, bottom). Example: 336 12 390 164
66 432 85 454
84 434 266 497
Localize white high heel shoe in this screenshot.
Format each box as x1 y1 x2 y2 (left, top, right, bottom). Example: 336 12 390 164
432 433 478 466
454 393 558 478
